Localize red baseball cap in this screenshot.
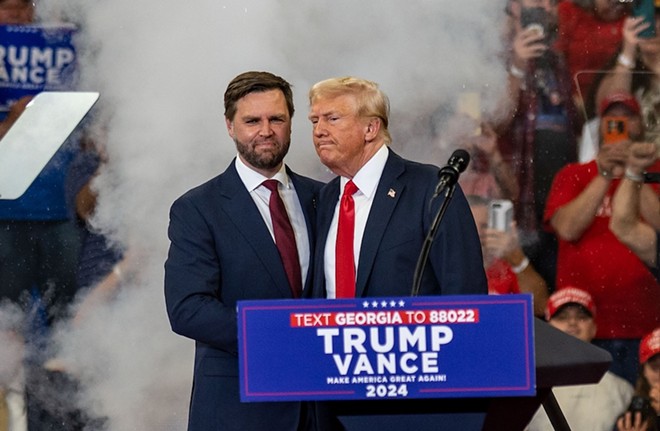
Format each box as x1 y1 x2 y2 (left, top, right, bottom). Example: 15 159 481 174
639 327 660 364
598 92 641 117
545 287 596 321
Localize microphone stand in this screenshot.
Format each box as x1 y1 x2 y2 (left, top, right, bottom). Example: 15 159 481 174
411 180 457 297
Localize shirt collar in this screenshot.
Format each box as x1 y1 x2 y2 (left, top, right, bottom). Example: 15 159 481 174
235 155 290 192
340 145 389 198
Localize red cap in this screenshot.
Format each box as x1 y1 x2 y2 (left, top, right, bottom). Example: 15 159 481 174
598 92 641 117
639 327 660 364
545 287 596 321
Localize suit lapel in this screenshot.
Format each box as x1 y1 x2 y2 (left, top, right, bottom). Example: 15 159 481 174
313 178 340 298
288 168 318 290
355 151 406 297
218 162 293 298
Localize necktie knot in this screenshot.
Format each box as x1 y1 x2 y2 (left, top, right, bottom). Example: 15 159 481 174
262 179 279 193
343 180 358 198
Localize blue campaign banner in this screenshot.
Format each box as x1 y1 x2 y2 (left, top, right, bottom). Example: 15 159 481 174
0 24 78 119
238 294 535 402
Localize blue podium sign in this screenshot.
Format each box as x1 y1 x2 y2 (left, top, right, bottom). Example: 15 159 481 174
238 294 535 402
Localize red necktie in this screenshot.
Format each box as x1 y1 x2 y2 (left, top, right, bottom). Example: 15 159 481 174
335 180 358 298
262 180 302 298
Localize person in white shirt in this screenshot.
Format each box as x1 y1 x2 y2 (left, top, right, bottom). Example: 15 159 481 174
526 287 634 431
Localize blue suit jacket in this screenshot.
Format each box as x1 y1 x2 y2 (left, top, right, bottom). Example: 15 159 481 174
308 150 487 299
164 160 322 431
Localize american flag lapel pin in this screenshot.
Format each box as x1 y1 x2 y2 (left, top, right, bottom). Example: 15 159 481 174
387 188 396 198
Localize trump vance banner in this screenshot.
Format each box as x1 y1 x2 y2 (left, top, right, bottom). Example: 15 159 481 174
0 24 78 119
238 294 535 402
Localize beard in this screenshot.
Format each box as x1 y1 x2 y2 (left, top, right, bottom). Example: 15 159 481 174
235 136 290 171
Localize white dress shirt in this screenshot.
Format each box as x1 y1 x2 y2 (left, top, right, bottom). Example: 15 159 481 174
324 145 389 298
235 156 310 290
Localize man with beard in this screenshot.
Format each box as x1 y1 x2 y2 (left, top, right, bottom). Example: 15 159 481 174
164 71 323 431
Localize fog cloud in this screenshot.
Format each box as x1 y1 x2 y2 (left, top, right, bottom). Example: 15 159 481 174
26 1 510 428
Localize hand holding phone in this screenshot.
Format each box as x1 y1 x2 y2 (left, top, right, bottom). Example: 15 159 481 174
602 116 629 145
633 0 657 38
488 200 513 232
520 7 547 38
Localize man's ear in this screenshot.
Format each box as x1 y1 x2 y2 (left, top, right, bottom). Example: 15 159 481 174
365 117 381 142
226 117 235 139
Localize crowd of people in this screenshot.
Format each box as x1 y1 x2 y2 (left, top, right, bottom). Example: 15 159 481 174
1 0 660 430
458 0 660 429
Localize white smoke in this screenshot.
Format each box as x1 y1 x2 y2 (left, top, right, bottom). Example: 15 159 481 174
0 303 25 388
26 1 510 429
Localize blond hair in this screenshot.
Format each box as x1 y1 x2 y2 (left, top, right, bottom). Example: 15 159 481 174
309 77 391 144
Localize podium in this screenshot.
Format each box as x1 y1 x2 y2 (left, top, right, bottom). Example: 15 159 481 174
328 318 611 431
238 297 611 431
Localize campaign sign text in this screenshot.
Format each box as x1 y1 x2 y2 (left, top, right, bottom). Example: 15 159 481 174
238 294 535 402
0 24 78 118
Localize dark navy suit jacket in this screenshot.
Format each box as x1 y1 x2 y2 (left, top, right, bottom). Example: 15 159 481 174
308 149 487 299
308 150 487 431
164 160 322 431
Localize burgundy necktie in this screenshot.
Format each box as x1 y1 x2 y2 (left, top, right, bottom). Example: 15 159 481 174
262 180 302 298
335 180 358 298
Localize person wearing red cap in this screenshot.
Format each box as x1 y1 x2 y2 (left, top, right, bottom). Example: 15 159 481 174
527 287 634 431
545 92 660 385
639 329 660 417
616 328 660 431
638 328 660 414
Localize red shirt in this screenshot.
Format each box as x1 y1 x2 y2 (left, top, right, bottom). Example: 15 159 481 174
544 160 660 339
556 2 625 99
486 259 520 295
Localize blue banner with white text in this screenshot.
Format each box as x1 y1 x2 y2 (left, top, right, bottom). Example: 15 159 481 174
0 24 78 120
238 294 535 402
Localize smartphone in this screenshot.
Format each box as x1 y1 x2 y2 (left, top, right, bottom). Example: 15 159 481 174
633 0 657 39
602 116 629 145
520 6 547 38
488 199 513 232
627 396 654 420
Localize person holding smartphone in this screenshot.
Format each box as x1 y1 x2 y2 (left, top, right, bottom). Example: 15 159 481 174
467 195 549 317
545 92 660 385
610 141 660 278
499 0 579 298
594 2 660 140
616 328 660 431
555 0 630 112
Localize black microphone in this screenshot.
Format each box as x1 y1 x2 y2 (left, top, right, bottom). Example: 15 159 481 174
433 149 470 197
